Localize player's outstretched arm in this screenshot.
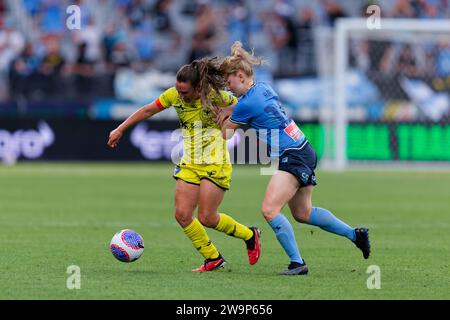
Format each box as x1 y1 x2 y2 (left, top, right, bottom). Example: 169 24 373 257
107 101 162 148
221 118 240 140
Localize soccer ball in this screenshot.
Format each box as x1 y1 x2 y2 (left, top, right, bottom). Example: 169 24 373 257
110 229 144 262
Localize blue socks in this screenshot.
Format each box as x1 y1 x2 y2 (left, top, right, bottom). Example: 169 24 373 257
309 207 356 241
267 209 355 265
269 214 304 264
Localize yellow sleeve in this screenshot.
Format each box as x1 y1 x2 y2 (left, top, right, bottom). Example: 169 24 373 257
211 90 238 108
155 87 178 110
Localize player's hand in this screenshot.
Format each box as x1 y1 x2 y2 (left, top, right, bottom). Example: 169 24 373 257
210 105 220 117
215 107 232 127
107 128 123 148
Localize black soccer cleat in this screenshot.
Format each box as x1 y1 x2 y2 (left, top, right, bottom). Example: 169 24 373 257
279 261 309 276
353 227 371 259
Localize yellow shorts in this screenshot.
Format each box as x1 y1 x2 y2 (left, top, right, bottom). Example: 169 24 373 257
173 162 232 190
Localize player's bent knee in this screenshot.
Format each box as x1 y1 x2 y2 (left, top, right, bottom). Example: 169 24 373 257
292 206 312 223
261 203 279 222
174 210 193 228
197 213 219 228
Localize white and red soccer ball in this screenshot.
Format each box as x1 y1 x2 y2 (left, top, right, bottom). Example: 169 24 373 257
110 229 144 262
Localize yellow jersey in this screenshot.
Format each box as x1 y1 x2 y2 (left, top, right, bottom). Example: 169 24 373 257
155 87 237 165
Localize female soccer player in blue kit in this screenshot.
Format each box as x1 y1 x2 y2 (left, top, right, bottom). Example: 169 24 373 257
218 42 371 275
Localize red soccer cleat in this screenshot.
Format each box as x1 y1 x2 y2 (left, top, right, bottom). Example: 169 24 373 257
246 227 261 265
192 255 226 272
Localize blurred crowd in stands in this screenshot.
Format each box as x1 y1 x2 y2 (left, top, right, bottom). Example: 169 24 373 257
1 0 450 103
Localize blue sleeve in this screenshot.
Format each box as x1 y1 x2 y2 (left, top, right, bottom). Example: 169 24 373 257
229 101 253 125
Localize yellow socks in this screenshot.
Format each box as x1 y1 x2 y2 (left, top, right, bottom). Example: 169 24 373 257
183 218 220 260
182 214 253 261
214 213 253 241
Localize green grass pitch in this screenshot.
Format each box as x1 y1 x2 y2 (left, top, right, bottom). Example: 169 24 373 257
0 163 449 299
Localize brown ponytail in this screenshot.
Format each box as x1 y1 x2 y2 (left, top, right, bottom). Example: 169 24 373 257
176 57 225 110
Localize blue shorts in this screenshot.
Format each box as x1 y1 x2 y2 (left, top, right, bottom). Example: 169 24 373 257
278 141 318 187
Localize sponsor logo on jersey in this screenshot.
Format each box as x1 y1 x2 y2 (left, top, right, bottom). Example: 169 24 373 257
283 121 304 142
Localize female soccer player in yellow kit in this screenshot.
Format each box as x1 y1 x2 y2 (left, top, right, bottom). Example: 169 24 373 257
107 58 261 272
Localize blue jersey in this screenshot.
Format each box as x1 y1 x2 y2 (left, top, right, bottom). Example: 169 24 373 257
229 82 307 156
